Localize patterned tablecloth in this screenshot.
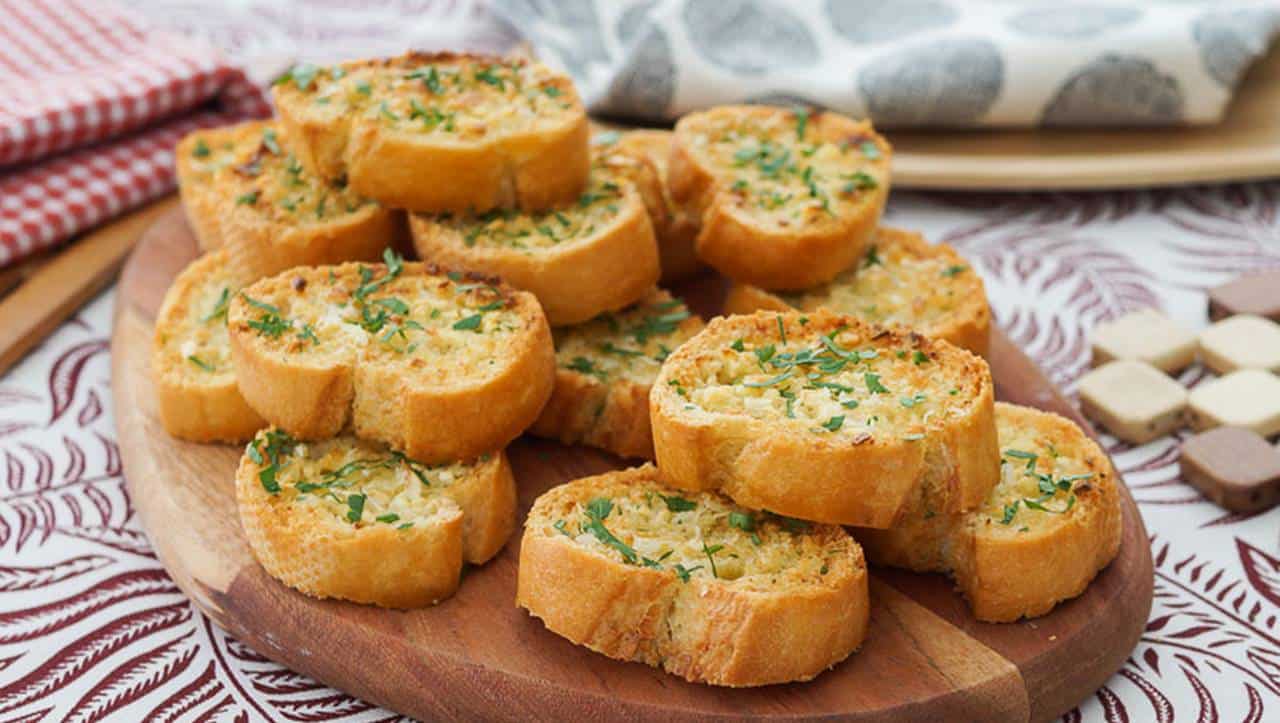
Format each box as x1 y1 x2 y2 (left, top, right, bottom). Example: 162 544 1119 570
0 182 1275 721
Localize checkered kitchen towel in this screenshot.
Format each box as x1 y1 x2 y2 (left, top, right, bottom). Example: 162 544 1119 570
0 0 269 268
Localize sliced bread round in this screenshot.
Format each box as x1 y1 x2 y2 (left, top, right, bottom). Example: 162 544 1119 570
517 464 869 687
669 105 891 290
529 289 705 459
651 311 999 528
227 254 554 462
237 428 515 607
856 402 1123 622
272 53 590 213
725 227 991 356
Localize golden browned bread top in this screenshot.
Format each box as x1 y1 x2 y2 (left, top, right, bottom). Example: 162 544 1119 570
176 120 376 226
675 105 890 230
552 289 703 385
271 52 584 144
654 311 991 445
527 464 859 592
153 250 245 381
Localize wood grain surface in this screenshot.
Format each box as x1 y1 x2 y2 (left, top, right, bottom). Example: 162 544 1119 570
891 44 1280 190
113 207 1154 722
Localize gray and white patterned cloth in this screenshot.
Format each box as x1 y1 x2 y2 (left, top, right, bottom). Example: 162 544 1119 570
491 0 1280 127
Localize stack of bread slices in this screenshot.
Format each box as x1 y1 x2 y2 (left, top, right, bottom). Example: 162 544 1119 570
154 52 1125 688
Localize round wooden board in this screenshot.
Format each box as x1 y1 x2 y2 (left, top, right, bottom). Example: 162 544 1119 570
113 207 1153 722
889 45 1280 190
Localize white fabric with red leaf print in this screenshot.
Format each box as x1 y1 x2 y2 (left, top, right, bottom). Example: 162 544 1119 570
0 185 1276 722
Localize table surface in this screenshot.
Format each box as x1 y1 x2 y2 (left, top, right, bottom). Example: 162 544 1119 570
0 184 1276 721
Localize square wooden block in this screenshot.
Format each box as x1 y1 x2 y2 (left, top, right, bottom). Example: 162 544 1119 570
1078 360 1188 444
1090 308 1197 373
1209 271 1280 322
1188 369 1280 437
1198 314 1280 374
1180 426 1280 513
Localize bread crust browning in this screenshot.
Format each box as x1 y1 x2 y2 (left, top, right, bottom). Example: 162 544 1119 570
651 311 999 528
857 403 1124 622
152 250 266 442
723 227 991 357
516 465 869 686
228 261 555 462
669 105 891 290
273 52 590 213
236 432 516 607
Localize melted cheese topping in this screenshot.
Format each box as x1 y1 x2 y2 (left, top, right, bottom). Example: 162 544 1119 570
185 122 373 225
553 292 701 384
252 432 479 528
282 55 579 141
672 315 977 440
975 412 1098 529
155 258 241 379
236 263 530 383
779 232 979 332
537 478 845 591
684 107 887 227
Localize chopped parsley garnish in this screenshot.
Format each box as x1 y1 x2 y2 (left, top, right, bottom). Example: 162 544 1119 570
187 355 214 372
792 106 809 140
262 129 281 155
913 350 930 365
658 494 696 512
276 63 319 91
235 190 259 206
376 512 400 524
673 563 702 583
822 415 845 432
247 428 295 494
942 265 968 277
453 313 484 332
582 497 637 564
474 66 505 89
864 372 890 394
241 294 290 338
860 141 881 159
345 493 366 523
899 393 926 408
202 287 230 322
192 139 210 158
703 543 724 578
864 245 882 267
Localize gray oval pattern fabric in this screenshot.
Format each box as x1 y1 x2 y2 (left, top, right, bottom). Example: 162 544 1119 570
858 37 1004 127
682 0 818 75
1042 55 1185 127
600 22 675 121
1193 8 1280 87
826 0 958 45
1008 4 1142 38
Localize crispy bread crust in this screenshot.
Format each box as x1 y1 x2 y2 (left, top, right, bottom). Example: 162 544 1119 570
236 434 516 607
409 183 660 327
669 106 891 290
227 262 555 462
723 227 991 357
651 311 999 527
606 129 704 283
152 250 266 442
857 403 1123 622
516 465 869 686
273 52 590 213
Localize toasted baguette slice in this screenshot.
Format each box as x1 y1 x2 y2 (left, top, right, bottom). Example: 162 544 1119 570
174 121 399 278
529 290 705 459
518 464 868 686
227 256 554 463
725 227 991 357
594 129 704 283
272 53 590 213
669 105 891 290
651 311 998 528
237 428 515 607
408 144 660 326
857 403 1123 622
152 249 266 442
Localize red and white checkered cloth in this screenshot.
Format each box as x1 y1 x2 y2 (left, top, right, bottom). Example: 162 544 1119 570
0 0 270 267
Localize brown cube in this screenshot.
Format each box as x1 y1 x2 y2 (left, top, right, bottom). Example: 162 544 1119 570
1208 271 1280 322
1180 426 1280 513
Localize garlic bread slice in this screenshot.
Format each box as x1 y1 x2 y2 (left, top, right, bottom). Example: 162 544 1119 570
152 249 265 442
227 254 554 462
594 129 704 283
174 121 398 278
857 403 1123 622
725 227 991 356
670 105 890 290
517 464 868 687
409 143 660 326
529 290 705 459
651 311 998 528
272 52 590 213
237 429 515 608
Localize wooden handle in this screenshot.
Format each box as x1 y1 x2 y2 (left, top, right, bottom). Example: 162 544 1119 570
0 196 179 377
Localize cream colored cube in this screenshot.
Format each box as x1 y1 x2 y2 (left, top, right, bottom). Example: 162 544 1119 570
1078 360 1187 444
1188 369 1280 437
1198 315 1280 374
1090 308 1197 373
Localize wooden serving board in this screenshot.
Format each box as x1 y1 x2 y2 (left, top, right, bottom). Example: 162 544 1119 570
113 207 1153 722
